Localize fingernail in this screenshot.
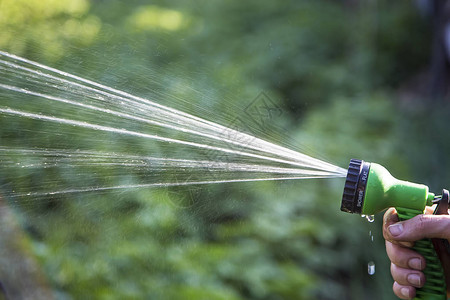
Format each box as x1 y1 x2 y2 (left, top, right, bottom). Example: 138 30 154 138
408 258 422 270
388 223 403 236
407 274 421 286
401 287 410 298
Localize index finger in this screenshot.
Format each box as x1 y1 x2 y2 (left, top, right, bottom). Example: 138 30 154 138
383 208 414 248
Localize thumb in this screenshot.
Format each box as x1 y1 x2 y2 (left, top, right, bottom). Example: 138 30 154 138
387 214 450 242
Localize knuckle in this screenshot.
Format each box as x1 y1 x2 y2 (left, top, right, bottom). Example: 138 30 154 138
410 214 431 238
415 215 427 231
390 263 403 283
386 242 410 268
413 215 450 239
390 263 403 282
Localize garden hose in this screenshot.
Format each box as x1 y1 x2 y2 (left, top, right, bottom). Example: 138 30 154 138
341 159 448 299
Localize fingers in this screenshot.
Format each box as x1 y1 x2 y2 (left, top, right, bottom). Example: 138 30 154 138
383 208 429 299
393 281 416 299
424 205 435 215
383 208 413 247
383 208 398 240
386 240 425 297
386 214 450 242
385 240 425 270
390 263 425 287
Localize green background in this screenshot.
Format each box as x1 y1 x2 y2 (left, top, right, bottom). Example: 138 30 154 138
0 0 447 299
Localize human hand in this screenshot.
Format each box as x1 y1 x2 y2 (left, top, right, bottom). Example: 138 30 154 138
383 207 450 299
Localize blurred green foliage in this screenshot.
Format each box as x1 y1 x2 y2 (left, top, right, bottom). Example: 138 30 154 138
0 0 442 299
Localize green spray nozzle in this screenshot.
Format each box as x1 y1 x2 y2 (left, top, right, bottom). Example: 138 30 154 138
341 159 435 215
340 159 447 299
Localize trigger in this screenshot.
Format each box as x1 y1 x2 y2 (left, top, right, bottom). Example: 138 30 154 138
433 189 450 254
434 189 450 216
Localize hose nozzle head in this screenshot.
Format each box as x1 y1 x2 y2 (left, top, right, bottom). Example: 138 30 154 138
341 159 371 214
340 159 432 215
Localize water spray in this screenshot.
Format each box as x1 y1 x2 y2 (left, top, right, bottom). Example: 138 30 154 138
341 159 449 299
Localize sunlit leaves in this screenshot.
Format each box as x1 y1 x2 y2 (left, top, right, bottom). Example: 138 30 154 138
127 6 189 32
0 0 101 61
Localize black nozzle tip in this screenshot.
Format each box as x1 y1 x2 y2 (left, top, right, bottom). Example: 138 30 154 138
341 159 371 214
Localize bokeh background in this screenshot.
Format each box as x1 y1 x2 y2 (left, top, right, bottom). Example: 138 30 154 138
0 0 449 299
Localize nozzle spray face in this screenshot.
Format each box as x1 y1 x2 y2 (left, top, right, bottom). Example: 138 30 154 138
341 159 371 214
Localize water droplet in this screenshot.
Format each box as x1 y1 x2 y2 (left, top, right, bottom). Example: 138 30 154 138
369 230 374 242
368 261 375 275
362 215 375 223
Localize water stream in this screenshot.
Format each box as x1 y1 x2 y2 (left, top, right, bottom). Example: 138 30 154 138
0 51 346 199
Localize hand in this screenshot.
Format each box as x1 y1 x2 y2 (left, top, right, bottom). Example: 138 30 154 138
383 207 450 299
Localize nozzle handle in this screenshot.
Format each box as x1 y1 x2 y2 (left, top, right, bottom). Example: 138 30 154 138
396 207 447 299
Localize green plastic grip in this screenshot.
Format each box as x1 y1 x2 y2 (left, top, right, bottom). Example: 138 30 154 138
396 207 446 300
